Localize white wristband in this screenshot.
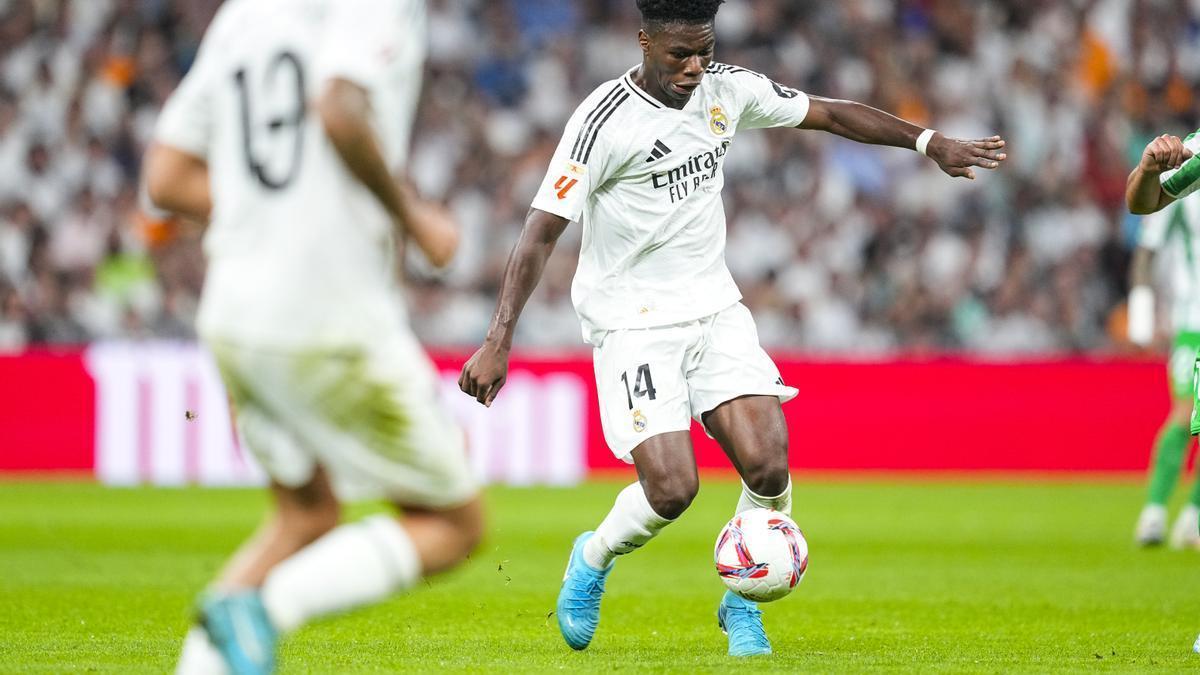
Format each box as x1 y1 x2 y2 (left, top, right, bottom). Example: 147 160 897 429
1128 285 1155 346
916 129 937 157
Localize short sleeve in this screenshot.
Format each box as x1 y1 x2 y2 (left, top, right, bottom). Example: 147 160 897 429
1160 132 1200 200
154 42 217 157
530 85 625 222
314 0 415 91
728 68 810 131
1138 202 1173 251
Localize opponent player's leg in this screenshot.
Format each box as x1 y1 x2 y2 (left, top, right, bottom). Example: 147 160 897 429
1138 337 1198 546
1170 337 1200 549
558 432 696 650
704 394 790 657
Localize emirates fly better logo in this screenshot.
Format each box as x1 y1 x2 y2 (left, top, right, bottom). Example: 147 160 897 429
650 140 730 204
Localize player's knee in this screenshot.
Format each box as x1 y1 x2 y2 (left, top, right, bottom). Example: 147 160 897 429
1169 399 1193 426
742 448 790 497
284 502 341 546
644 476 699 520
444 498 485 560
458 509 485 558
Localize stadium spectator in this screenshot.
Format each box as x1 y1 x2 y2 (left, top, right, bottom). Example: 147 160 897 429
1 0 1197 354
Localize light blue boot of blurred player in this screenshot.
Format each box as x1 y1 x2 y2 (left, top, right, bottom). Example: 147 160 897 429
198 590 278 675
718 590 772 656
556 531 613 650
1193 632 1200 654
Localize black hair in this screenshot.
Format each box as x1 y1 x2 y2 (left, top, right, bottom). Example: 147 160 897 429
636 0 724 30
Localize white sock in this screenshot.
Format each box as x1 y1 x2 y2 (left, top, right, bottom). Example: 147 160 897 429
736 478 792 516
176 626 227 675
583 482 673 570
260 515 421 633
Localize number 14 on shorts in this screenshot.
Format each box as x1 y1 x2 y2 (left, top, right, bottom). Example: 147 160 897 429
620 364 657 409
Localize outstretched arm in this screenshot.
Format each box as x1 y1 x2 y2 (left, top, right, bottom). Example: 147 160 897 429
798 96 1006 179
459 208 571 406
1126 134 1192 215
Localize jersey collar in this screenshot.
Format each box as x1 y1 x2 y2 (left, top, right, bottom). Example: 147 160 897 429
622 67 667 110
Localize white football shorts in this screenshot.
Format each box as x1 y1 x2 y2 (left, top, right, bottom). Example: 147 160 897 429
205 328 476 508
591 302 798 462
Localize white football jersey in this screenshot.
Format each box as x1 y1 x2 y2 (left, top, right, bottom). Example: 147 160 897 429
154 0 426 347
1140 195 1200 332
531 63 810 342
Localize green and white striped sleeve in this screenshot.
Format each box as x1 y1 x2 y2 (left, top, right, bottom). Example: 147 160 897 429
1161 131 1200 199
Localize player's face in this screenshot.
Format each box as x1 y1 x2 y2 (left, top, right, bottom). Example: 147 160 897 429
640 22 716 106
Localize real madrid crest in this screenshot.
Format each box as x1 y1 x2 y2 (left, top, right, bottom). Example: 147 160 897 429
709 105 729 136
632 409 648 433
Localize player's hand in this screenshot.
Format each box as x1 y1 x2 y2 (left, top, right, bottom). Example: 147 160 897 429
927 134 1007 180
1139 134 1193 174
395 178 460 268
459 342 510 407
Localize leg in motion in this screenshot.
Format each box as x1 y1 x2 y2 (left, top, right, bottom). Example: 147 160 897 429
179 468 340 675
1138 399 1193 547
704 395 792 657
260 495 483 633
557 431 697 650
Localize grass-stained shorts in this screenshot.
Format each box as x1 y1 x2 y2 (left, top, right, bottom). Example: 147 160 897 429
206 329 476 508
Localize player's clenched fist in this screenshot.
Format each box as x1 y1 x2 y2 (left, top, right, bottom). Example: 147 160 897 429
459 342 510 407
1140 134 1193 173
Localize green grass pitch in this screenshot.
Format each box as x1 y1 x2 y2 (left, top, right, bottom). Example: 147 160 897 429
1 477 1198 673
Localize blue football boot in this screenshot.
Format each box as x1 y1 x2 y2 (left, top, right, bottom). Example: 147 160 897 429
198 590 278 675
717 590 772 656
556 531 613 650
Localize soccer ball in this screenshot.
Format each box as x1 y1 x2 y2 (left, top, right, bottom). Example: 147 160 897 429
714 508 808 603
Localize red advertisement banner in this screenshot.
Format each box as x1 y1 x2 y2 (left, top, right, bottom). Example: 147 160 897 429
0 347 1171 478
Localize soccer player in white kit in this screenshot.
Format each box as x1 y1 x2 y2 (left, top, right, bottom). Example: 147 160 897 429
459 0 1006 657
143 1 482 673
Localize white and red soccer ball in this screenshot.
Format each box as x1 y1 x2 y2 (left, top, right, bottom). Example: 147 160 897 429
714 508 808 603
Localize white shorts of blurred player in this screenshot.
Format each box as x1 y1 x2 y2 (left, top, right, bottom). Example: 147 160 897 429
204 329 476 508
591 302 798 462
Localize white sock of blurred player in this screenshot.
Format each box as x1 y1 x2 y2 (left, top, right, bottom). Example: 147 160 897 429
176 515 421 673
260 515 421 631
735 479 792 516
583 482 672 570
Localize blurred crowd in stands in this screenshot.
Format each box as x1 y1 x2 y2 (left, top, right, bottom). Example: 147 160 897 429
0 0 1196 355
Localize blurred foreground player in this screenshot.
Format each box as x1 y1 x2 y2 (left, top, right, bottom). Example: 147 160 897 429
460 0 1005 658
1128 198 1200 549
144 0 482 672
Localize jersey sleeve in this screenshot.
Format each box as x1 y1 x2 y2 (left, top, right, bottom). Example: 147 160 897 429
154 35 218 157
1160 132 1200 200
728 68 811 131
530 88 625 222
314 0 413 92
1138 201 1174 251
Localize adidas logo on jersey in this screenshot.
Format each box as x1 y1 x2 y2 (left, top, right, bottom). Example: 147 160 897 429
645 139 673 163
